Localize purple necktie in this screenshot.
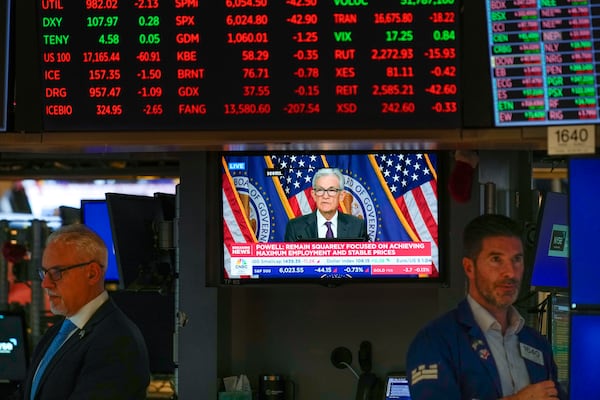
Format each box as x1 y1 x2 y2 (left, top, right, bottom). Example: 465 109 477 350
325 221 334 238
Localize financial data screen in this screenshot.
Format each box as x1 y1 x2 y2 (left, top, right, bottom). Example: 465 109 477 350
486 1 600 126
37 0 460 131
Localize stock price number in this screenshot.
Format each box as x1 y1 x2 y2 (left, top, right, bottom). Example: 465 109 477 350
89 86 122 98
143 104 163 115
431 101 457 113
283 103 320 114
315 267 333 273
86 0 118 10
403 266 430 274
98 33 120 45
224 103 271 115
343 266 365 274
381 102 416 114
279 267 305 274
96 104 123 116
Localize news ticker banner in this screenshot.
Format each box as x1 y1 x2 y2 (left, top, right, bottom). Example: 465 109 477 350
228 241 433 278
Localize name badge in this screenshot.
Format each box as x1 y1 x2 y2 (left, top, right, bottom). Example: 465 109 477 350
519 343 544 366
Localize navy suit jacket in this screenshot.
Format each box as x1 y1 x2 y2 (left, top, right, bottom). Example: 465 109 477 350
23 297 150 400
406 299 567 400
284 211 369 241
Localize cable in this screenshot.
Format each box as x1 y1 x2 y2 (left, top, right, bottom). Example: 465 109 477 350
340 362 360 380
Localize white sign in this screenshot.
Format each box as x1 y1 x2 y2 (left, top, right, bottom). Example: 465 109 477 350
547 125 595 155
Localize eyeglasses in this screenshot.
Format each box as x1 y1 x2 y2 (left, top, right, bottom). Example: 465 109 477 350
313 187 342 197
38 260 97 281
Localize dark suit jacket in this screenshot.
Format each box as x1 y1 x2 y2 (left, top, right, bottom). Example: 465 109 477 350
284 211 369 241
23 297 150 400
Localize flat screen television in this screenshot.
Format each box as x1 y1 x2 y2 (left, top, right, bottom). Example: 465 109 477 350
220 151 445 285
569 313 600 399
0 311 28 382
529 192 568 291
106 193 174 292
80 200 119 284
569 157 600 309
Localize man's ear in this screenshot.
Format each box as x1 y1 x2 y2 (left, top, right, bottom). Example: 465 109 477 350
462 257 474 278
87 262 103 283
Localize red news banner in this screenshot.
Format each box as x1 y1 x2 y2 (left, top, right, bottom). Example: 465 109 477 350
229 241 433 276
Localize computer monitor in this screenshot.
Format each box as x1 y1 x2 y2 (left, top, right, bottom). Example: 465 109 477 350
530 192 568 291
569 313 600 398
0 311 29 382
569 157 600 308
546 292 569 391
80 200 119 284
105 193 169 291
383 373 411 400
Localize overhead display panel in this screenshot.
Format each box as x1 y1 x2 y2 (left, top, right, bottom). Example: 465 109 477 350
0 0 12 132
37 0 460 131
486 0 600 126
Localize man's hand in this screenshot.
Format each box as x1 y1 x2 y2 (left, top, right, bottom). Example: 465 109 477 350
504 380 559 400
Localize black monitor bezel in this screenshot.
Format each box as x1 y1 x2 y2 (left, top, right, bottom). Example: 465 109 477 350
217 150 449 287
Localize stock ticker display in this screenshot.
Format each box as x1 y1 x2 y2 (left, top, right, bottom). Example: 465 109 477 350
37 0 460 131
486 0 600 126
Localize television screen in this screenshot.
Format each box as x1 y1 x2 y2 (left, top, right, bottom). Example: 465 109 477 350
80 200 120 284
530 192 568 290
569 157 600 309
0 311 28 382
569 313 600 399
106 193 173 292
221 151 444 285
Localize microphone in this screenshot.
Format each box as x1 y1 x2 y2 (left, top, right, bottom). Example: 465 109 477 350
358 340 372 373
331 346 359 379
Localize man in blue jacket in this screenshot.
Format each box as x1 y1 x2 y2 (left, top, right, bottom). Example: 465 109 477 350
406 214 567 400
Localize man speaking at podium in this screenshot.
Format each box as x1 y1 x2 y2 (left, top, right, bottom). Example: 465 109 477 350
284 168 369 242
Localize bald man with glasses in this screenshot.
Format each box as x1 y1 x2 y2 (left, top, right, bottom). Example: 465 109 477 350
23 224 150 400
284 168 369 242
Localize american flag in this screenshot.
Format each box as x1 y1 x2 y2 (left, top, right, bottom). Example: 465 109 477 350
370 153 438 273
269 154 327 217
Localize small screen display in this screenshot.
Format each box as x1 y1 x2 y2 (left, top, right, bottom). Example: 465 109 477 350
384 375 411 400
0 312 28 382
530 192 568 290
